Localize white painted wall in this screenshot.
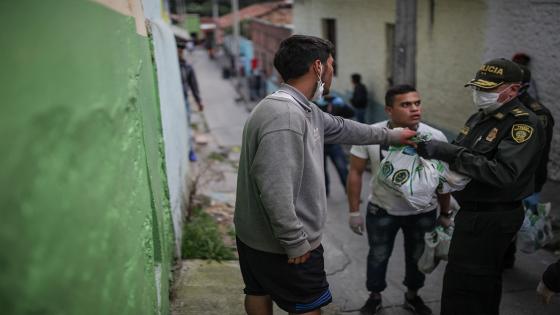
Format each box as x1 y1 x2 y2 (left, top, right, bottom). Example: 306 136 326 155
416 0 486 132
293 0 395 104
143 0 190 257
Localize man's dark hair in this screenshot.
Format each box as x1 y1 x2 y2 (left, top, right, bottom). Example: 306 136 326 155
351 73 361 83
385 84 416 107
273 35 334 82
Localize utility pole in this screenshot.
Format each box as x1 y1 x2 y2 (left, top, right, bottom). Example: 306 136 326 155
212 0 219 51
212 0 219 24
231 0 240 77
392 0 417 86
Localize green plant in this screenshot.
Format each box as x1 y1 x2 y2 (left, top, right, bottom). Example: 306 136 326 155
181 207 236 261
207 151 226 162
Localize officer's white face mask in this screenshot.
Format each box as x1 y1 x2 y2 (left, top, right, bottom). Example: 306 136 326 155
472 89 500 112
312 64 324 101
472 85 514 113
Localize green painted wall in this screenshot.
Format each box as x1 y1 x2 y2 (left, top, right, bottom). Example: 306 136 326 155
0 1 174 315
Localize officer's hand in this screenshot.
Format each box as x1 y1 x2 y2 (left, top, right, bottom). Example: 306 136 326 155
417 140 463 163
537 280 555 304
399 128 417 147
288 252 311 264
349 212 365 235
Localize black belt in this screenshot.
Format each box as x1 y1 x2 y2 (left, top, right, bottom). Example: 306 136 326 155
459 201 522 212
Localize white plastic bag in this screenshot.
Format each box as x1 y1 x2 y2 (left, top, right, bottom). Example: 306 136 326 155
518 202 554 254
435 226 453 260
418 226 454 274
418 230 440 274
375 144 470 211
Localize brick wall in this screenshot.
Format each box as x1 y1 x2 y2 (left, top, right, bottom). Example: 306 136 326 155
250 19 292 78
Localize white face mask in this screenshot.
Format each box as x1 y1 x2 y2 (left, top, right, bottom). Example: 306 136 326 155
312 64 324 101
472 86 513 113
472 89 500 111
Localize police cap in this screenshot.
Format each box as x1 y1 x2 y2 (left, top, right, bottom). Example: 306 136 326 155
465 58 523 90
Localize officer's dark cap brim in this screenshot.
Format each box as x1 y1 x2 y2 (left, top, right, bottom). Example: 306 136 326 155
464 79 504 90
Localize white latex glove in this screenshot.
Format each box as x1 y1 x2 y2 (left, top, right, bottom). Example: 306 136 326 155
349 212 364 235
537 281 555 304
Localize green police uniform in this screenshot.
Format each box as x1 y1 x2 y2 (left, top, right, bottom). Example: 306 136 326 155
416 58 545 315
451 100 544 204
519 92 555 192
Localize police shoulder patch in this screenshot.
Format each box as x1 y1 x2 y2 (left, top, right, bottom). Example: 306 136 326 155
511 124 533 143
511 107 529 117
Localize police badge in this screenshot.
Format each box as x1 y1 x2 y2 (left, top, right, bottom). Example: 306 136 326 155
511 124 533 143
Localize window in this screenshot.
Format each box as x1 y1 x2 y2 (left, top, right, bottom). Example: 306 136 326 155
322 18 337 76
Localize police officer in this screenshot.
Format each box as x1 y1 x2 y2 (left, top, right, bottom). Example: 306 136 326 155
502 64 556 268
518 65 555 203
416 58 545 315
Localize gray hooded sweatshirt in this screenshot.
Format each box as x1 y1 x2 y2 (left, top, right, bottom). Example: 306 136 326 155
234 84 402 258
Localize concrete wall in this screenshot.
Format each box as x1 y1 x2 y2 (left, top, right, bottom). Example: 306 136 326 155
0 1 175 314
484 0 560 179
293 0 395 104
416 0 486 133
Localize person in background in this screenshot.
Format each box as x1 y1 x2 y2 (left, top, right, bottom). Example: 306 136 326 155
316 95 355 197
512 52 540 101
518 65 555 207
350 73 368 123
503 64 555 269
178 42 204 162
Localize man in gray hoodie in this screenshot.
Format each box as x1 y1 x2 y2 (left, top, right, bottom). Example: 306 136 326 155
234 35 416 315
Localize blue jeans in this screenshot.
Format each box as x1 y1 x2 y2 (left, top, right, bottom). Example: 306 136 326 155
324 144 348 196
365 203 436 293
354 108 366 123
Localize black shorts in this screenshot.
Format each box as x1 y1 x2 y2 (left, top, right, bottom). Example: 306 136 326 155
236 238 332 314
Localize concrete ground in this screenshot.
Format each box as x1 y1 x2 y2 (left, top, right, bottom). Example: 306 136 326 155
171 48 560 314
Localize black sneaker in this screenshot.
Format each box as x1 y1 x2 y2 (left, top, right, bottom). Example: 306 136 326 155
360 295 382 315
404 294 432 315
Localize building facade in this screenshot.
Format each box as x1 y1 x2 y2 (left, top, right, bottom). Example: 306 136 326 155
293 0 560 179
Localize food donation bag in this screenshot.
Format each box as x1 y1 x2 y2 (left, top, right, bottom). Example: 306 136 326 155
373 132 470 211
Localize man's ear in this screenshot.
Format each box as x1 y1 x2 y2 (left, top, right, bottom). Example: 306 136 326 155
384 106 392 117
312 59 322 75
510 83 521 93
